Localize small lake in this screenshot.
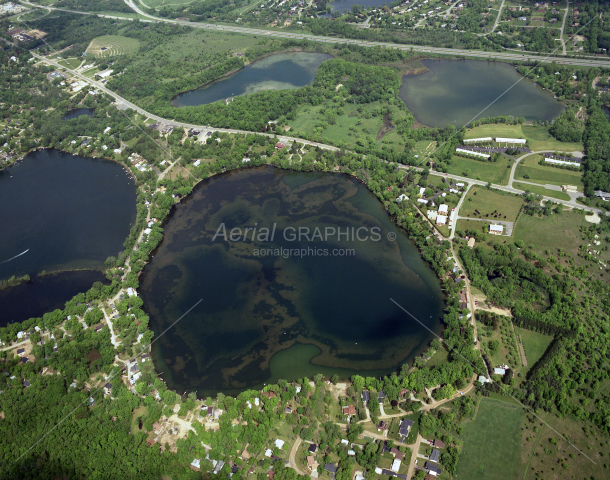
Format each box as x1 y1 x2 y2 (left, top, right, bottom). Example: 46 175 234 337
140 167 444 396
0 270 107 327
0 149 137 281
171 52 332 107
62 108 94 120
400 59 565 128
327 0 388 12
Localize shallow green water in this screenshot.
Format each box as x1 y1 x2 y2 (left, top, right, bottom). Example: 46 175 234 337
140 167 444 396
171 52 332 107
400 59 565 128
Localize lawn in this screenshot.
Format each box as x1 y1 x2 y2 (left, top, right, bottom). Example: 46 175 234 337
513 182 571 201
85 35 141 57
515 327 553 375
515 154 583 190
460 187 524 222
425 347 449 367
512 210 585 257
456 218 493 236
57 58 82 69
464 124 583 153
456 398 525 480
446 155 512 185
145 0 195 7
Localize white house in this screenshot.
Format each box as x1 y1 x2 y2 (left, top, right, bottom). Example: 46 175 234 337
191 458 201 469
494 368 506 375
436 215 447 226
275 439 285 449
438 204 448 214
193 160 201 167
489 224 504 235
391 459 402 472
396 194 408 203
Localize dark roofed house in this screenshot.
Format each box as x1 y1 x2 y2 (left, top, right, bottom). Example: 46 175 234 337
207 406 214 416
361 390 370 402
433 439 445 449
324 463 338 473
342 405 356 416
23 380 31 387
378 391 387 403
21 357 29 364
308 443 317 453
425 462 441 476
130 364 139 373
390 448 404 460
398 418 414 439
105 383 113 389
429 449 440 463
17 348 25 355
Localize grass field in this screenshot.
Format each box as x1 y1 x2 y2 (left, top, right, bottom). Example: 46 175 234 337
513 182 571 201
446 155 512 185
515 154 583 190
464 124 583 153
515 327 553 376
456 398 525 480
513 210 585 256
57 58 82 69
85 35 140 58
461 187 524 221
144 0 195 7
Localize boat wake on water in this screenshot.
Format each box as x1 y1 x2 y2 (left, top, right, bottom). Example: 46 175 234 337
0 249 29 264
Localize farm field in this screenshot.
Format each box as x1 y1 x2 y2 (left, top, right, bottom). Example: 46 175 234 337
464 124 583 152
446 155 511 185
460 187 524 222
513 182 571 201
85 35 141 57
515 154 583 190
456 398 525 480
515 327 553 376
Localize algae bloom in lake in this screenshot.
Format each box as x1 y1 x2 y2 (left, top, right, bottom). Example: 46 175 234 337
140 167 443 395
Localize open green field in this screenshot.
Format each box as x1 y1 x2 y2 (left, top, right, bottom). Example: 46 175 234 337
513 182 571 201
456 398 525 480
456 218 492 236
513 210 585 256
143 0 195 7
461 187 524 221
515 327 553 376
57 58 82 69
447 155 511 185
464 124 583 152
515 154 583 190
85 35 140 57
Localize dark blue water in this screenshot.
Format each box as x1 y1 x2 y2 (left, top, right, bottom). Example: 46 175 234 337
140 167 444 396
0 149 137 281
172 52 332 107
62 108 94 120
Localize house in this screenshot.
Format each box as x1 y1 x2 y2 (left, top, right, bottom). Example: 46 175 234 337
399 418 414 440
425 462 441 476
390 448 404 460
191 458 201 469
429 448 440 463
284 407 292 414
396 194 408 203
324 463 338 473
264 449 273 457
130 364 139 373
275 439 285 449
594 190 610 201
306 456 317 470
207 406 214 416
391 459 401 472
21 357 28 363
378 391 387 403
275 142 288 149
467 237 476 248
377 421 389 431
433 439 445 449
478 375 491 384
23 380 31 387
262 391 277 399
436 215 447 226
494 368 506 375
146 438 156 447
438 204 448 214
308 443 318 453
489 224 504 235
342 405 357 415
361 390 370 402
16 348 25 355
153 422 163 434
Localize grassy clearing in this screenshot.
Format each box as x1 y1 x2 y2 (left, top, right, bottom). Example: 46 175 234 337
446 155 512 185
464 124 583 152
130 405 147 435
456 218 491 235
515 327 553 375
144 0 194 7
86 35 140 58
515 154 583 190
456 398 525 480
57 58 82 69
513 182 571 201
461 187 524 222
426 347 449 367
513 210 585 256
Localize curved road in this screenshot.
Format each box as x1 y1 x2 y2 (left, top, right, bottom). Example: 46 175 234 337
20 0 610 68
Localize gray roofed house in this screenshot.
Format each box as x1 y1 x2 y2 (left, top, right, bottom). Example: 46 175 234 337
17 348 25 355
130 364 139 373
398 418 414 438
105 383 113 389
308 443 317 453
324 463 338 473
425 462 441 475
429 448 440 463
378 391 387 403
21 357 28 363
23 380 31 387
361 390 370 402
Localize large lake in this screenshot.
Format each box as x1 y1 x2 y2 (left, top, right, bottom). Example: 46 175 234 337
400 59 565 128
171 52 332 107
140 167 444 396
0 149 136 322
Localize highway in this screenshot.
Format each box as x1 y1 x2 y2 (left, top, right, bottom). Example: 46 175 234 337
20 0 610 68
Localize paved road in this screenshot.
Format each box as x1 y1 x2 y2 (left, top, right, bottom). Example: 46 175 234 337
20 0 610 68
449 182 471 239
489 0 505 35
560 0 570 56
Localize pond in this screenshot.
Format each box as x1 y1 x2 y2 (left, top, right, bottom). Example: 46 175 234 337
400 59 565 128
171 52 332 107
140 167 444 397
62 108 94 120
0 149 137 320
